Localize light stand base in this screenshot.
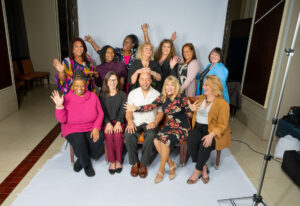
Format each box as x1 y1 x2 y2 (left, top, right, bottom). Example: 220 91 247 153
218 196 267 206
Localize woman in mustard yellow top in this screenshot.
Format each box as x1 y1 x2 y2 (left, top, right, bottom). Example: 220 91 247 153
187 75 231 184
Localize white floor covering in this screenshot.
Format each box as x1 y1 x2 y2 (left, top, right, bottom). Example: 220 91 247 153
11 143 257 206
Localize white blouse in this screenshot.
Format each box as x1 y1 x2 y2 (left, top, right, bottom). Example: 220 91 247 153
196 99 212 125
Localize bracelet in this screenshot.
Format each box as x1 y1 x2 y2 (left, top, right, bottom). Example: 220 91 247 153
143 31 148 34
56 106 64 109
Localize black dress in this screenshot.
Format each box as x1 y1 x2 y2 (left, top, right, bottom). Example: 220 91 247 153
136 95 190 147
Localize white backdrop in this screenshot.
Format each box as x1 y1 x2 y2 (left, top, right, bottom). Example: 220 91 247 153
77 0 228 68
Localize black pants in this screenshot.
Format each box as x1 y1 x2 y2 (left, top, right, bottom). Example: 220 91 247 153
187 123 215 170
124 123 158 166
66 131 104 168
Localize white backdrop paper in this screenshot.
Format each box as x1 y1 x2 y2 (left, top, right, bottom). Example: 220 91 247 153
77 0 228 67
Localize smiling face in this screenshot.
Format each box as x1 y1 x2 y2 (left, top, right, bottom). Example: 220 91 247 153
73 79 86 96
162 42 171 56
183 46 193 62
209 51 221 64
203 80 213 96
107 74 118 91
165 81 176 96
143 45 153 59
72 41 84 57
139 72 152 91
105 47 115 63
123 37 134 52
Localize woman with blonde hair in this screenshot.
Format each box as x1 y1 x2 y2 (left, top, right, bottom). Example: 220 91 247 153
127 42 162 91
126 75 191 183
186 75 231 184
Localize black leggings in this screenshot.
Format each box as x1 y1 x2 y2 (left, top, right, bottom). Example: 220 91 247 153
187 123 215 170
66 131 104 168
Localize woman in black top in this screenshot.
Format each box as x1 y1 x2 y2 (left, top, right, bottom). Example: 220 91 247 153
128 42 162 91
99 71 127 174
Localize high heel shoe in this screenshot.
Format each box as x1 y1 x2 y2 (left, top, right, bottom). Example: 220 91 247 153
169 162 177 180
202 166 210 184
154 171 164 184
187 174 202 184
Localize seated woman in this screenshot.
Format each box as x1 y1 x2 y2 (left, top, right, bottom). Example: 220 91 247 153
95 45 127 91
50 70 104 177
126 75 191 184
53 37 98 94
186 75 231 184
99 71 127 175
128 42 162 92
196 47 230 103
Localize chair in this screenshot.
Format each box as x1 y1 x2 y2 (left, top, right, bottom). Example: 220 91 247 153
21 59 50 86
69 145 108 165
15 80 26 107
216 150 221 169
13 60 40 89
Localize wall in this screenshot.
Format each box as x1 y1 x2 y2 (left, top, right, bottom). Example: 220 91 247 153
21 0 60 84
237 0 300 140
0 0 18 120
77 0 228 67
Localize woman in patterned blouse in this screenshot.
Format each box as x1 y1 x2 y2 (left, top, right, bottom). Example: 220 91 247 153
53 37 98 94
126 75 197 184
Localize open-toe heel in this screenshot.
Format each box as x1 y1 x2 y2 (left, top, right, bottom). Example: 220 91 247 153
155 171 164 184
169 162 177 181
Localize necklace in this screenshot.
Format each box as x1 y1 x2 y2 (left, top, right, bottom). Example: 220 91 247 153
206 97 214 104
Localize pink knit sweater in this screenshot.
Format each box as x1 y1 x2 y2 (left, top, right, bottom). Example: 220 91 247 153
55 91 104 137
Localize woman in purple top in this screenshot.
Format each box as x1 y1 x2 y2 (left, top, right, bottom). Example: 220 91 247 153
51 70 105 177
94 45 127 91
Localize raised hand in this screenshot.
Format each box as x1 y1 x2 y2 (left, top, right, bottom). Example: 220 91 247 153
124 102 137 112
50 90 64 108
53 59 64 73
141 23 149 33
170 31 177 41
170 56 179 69
90 128 100 142
84 35 93 43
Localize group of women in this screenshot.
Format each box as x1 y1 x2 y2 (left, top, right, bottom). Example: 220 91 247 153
51 23 231 183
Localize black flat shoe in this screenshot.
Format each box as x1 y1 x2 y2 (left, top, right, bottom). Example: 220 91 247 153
115 167 123 174
73 159 83 172
84 165 95 177
109 169 116 175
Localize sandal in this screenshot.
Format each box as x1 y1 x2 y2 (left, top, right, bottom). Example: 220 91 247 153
169 162 177 180
187 174 202 184
154 171 164 184
202 165 210 184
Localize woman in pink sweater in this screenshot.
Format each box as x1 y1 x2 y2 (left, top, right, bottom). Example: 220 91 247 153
51 70 104 177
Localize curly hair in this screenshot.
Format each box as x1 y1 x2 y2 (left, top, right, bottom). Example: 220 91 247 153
69 37 91 68
135 42 154 60
99 45 117 64
154 39 176 61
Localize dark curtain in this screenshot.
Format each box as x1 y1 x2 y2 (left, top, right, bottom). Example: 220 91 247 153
4 0 29 60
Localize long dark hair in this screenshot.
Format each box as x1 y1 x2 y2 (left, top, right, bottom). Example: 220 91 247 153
182 43 197 63
124 34 139 49
69 37 91 67
99 45 117 64
102 71 120 97
155 39 176 61
208 47 223 63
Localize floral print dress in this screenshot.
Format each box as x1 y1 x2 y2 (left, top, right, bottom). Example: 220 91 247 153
136 95 191 147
